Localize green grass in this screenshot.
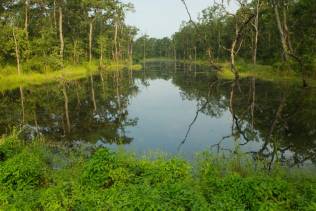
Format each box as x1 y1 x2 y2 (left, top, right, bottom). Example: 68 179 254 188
0 61 142 92
0 63 97 92
144 57 316 86
106 62 143 71
218 62 297 81
219 62 316 87
0 134 315 210
143 57 210 66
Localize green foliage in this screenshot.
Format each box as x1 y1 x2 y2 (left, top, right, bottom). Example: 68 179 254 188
23 56 63 73
0 0 137 77
197 153 316 210
133 0 316 78
81 148 118 187
0 132 23 162
0 135 315 210
0 149 48 190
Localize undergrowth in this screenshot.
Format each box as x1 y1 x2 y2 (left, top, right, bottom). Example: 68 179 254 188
0 133 315 210
0 61 142 92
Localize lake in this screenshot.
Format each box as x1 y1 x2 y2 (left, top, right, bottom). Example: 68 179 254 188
1 62 315 166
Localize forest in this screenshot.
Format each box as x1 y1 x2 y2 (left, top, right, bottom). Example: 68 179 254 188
0 0 137 75
134 0 316 86
0 0 316 210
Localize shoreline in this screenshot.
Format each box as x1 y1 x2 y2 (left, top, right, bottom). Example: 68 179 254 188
0 62 142 92
143 58 316 87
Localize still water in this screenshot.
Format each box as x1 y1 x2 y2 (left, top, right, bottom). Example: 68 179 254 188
1 62 316 166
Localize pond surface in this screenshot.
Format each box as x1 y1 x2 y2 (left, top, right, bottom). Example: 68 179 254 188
1 62 316 166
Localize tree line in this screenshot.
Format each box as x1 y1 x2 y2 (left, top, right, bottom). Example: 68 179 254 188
0 0 137 73
133 0 315 85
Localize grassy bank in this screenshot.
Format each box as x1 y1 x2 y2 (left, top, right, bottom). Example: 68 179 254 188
0 134 315 210
144 58 316 86
0 62 142 92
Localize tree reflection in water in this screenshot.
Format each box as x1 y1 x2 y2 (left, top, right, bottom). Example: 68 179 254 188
0 62 315 167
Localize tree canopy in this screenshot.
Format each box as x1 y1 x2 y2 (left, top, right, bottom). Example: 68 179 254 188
0 0 136 72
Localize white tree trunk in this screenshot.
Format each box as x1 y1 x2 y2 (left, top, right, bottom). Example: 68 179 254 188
59 6 64 62
12 28 21 75
274 4 289 61
253 0 260 65
89 21 93 63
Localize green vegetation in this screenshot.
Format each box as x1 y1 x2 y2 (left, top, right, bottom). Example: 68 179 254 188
0 61 142 92
0 63 97 91
1 0 315 209
217 62 316 86
0 0 138 89
133 0 316 86
0 134 315 210
143 57 316 86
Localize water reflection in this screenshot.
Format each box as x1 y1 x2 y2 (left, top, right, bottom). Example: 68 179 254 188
0 62 315 167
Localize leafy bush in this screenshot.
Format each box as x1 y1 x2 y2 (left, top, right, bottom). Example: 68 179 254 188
0 137 315 210
23 55 63 73
81 148 118 187
0 150 48 190
0 188 41 210
101 182 209 210
0 133 23 162
197 153 316 210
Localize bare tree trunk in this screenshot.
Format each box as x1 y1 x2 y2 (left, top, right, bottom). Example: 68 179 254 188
53 0 57 29
89 21 93 63
230 14 255 79
12 28 21 75
99 41 103 67
283 7 293 53
253 0 260 65
130 41 133 64
24 0 29 60
273 2 307 87
231 38 239 79
114 21 119 65
24 0 28 37
59 6 64 63
273 4 289 61
118 41 122 61
207 47 213 64
128 38 133 77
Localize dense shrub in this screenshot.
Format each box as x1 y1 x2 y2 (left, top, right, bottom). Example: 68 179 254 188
0 133 23 162
0 135 315 210
23 56 63 73
0 150 48 190
81 148 118 187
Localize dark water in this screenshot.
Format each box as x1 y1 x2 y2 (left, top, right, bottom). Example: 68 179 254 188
1 62 316 166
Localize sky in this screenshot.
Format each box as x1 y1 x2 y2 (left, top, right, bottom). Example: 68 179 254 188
122 0 237 38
